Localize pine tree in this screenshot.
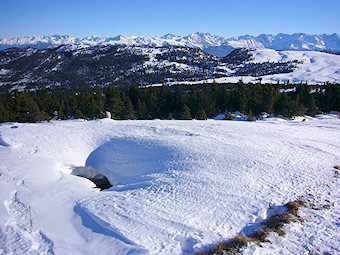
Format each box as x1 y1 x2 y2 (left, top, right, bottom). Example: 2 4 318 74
105 88 124 119
94 88 105 117
57 97 67 120
173 86 184 118
319 84 340 113
124 97 136 120
196 106 207 120
0 98 9 123
247 109 254 122
146 90 159 118
224 110 234 120
180 104 191 120
136 99 147 119
238 83 249 113
249 83 264 115
291 95 307 116
34 88 53 116
167 112 174 120
274 93 290 117
87 96 99 118
16 92 44 122
218 87 230 114
74 109 84 119
40 111 51 122
188 87 199 117
306 96 318 116
158 86 171 118
262 85 277 114
128 85 139 107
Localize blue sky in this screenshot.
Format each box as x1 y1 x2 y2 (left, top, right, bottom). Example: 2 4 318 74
1 0 339 38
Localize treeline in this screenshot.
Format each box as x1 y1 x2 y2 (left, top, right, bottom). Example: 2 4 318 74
0 82 339 123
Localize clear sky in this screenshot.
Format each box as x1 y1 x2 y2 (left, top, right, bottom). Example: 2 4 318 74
1 0 339 38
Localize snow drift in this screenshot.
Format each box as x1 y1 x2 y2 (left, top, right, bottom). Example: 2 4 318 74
0 116 339 254
84 138 175 185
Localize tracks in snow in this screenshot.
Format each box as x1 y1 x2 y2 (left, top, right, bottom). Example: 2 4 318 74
0 191 54 255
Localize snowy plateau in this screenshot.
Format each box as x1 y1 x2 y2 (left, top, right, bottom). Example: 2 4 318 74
0 115 339 254
187 49 340 85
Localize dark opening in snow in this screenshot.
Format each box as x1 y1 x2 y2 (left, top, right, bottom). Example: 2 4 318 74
88 174 112 191
71 166 112 191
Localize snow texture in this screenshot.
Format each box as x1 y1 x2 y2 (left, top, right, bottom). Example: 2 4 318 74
0 115 339 254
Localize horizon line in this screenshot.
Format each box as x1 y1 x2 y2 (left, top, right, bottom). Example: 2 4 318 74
1 32 339 40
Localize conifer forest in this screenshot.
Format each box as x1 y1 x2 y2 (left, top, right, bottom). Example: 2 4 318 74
0 82 339 123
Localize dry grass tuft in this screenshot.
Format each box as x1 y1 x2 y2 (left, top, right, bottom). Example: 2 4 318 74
198 199 307 255
263 200 305 236
285 200 306 220
334 166 340 178
322 204 331 210
199 233 252 255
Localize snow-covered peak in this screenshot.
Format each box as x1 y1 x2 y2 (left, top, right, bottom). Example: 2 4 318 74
0 35 77 46
0 32 225 51
183 32 226 48
160 33 177 40
1 33 340 57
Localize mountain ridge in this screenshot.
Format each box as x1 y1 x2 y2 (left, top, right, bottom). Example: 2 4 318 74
1 32 339 57
1 44 340 92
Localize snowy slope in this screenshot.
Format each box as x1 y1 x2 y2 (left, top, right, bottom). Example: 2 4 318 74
248 49 340 83
1 45 340 92
0 116 339 254
0 45 221 91
175 49 340 85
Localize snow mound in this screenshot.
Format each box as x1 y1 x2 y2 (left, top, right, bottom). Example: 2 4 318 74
0 134 9 147
84 138 175 185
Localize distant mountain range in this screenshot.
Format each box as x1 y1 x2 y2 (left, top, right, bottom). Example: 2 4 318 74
1 33 340 57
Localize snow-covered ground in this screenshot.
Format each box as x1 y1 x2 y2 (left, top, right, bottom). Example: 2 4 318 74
247 49 340 84
0 115 339 254
163 49 340 85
